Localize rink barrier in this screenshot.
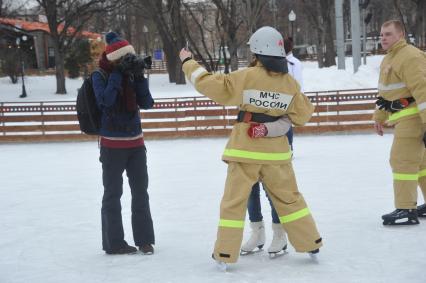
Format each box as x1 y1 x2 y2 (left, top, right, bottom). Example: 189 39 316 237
0 88 378 142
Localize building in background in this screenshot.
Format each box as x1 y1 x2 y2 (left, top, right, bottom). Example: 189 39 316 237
0 17 102 70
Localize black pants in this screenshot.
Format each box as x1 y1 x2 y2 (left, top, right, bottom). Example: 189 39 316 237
100 146 154 252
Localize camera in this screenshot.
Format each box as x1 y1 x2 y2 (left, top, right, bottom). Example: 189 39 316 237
120 53 152 75
132 55 152 71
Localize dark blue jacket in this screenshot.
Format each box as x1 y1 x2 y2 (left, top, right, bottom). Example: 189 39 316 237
92 70 154 137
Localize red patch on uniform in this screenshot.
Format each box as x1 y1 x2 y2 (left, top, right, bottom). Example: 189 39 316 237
278 40 283 46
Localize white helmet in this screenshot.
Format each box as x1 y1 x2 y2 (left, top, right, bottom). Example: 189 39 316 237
248 26 285 57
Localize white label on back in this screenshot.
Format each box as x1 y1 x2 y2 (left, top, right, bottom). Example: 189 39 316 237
243 89 293 110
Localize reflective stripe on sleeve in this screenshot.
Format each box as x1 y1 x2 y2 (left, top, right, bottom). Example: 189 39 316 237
419 169 426 178
378 82 407 91
190 67 207 84
393 173 419 181
418 102 426 111
388 107 419 122
218 219 244 228
279 208 310 224
223 149 292 161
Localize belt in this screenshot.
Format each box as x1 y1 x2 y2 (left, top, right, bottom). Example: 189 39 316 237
236 111 281 123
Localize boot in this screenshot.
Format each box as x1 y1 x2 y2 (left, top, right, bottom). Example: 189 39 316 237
417 204 426 217
105 244 137 255
268 223 287 254
241 221 265 254
139 244 154 255
382 209 419 225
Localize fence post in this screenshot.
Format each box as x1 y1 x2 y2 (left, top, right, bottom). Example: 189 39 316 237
336 91 340 126
316 92 320 127
41 102 45 135
194 97 198 132
222 105 226 129
174 98 179 133
0 102 4 136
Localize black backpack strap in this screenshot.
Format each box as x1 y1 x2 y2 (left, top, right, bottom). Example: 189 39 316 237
91 69 108 82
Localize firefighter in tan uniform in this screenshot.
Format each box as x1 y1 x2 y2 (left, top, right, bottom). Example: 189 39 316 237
179 26 322 267
373 20 426 225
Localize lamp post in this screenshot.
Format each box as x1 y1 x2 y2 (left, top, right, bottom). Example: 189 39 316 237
288 10 296 39
16 35 28 98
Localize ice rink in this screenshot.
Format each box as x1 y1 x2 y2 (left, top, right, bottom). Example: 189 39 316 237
1 133 425 283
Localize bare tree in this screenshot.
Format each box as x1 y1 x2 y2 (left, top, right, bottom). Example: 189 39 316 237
211 0 245 72
240 0 266 63
182 1 218 72
138 0 187 84
34 0 118 94
411 0 426 46
240 0 266 35
1 0 26 17
393 0 409 38
301 0 336 68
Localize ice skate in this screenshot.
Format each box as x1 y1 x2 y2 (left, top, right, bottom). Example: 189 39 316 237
240 221 265 255
212 254 227 272
382 209 419 225
417 204 426 217
268 223 288 259
308 249 319 262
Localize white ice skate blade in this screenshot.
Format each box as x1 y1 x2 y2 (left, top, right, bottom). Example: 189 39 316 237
268 249 288 259
215 260 228 272
309 252 319 262
240 247 263 256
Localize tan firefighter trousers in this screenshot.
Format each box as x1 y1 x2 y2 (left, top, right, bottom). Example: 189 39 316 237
390 117 426 209
213 162 322 263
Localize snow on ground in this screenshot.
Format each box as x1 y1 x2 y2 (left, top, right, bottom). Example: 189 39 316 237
1 133 425 283
0 55 383 103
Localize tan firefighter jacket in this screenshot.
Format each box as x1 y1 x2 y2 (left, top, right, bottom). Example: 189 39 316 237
182 59 314 165
373 39 426 126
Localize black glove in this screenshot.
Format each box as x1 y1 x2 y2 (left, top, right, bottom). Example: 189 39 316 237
423 131 426 147
375 97 405 113
133 71 146 81
115 53 136 74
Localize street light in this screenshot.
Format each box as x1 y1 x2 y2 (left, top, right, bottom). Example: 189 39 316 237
16 35 28 98
288 10 296 39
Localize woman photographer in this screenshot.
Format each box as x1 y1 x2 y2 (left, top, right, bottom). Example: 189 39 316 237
93 32 155 255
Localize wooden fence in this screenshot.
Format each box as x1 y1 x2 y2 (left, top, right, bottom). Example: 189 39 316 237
0 88 378 142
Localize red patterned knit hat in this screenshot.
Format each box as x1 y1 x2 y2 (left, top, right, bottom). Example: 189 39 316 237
105 32 135 61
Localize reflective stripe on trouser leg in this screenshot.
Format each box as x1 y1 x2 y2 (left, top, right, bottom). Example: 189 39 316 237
390 127 424 208
261 163 322 253
213 162 261 263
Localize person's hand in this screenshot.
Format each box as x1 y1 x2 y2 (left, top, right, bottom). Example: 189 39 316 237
376 97 406 113
248 123 268 138
179 48 192 62
116 53 136 74
374 121 384 136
